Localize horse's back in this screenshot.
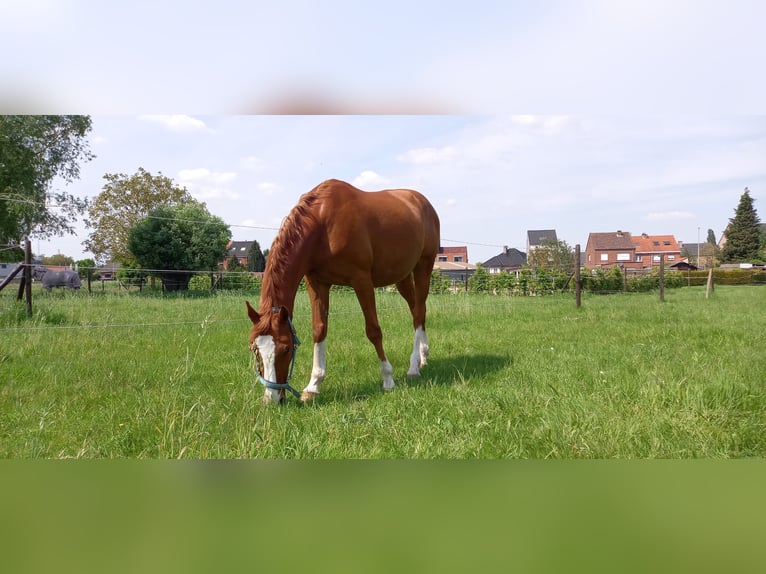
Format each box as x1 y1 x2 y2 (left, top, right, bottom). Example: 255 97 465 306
306 180 439 286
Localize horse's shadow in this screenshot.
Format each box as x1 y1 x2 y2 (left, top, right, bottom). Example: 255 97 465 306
307 353 513 406
407 353 513 389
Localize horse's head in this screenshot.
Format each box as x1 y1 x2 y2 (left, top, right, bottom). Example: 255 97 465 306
246 301 301 405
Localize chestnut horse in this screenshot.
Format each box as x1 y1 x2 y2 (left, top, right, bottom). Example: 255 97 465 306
246 179 440 404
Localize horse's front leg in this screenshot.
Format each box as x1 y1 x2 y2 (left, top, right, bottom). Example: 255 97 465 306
302 279 330 402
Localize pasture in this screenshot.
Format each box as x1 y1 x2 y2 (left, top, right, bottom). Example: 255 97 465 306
1 285 764 458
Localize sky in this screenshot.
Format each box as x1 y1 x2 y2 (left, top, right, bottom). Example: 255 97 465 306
32 114 766 265
2 1 765 264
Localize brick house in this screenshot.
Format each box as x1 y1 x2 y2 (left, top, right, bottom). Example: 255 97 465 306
221 240 254 270
436 245 468 264
584 231 639 270
632 233 682 268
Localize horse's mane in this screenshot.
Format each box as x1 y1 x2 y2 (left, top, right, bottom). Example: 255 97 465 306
260 183 331 309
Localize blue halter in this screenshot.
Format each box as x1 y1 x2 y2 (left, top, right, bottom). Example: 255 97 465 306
255 307 302 399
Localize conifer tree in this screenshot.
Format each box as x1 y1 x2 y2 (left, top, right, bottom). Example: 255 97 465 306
721 188 761 262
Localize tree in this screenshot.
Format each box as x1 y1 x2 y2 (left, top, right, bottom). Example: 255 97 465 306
527 239 576 273
84 168 197 264
706 228 717 245
128 203 231 291
42 254 75 267
0 115 93 246
721 188 762 262
75 258 97 280
247 239 266 272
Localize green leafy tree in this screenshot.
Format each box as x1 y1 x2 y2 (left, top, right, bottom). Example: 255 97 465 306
527 239 575 273
468 264 491 293
75 258 97 280
0 245 24 262
247 240 266 272
42 253 75 267
128 203 231 291
84 168 197 264
721 188 762 262
0 115 93 245
706 228 717 245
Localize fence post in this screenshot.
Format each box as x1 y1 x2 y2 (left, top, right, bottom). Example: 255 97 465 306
705 268 714 299
659 254 665 302
24 238 33 316
575 244 581 308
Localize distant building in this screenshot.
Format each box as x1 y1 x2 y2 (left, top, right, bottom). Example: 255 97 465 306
221 240 255 269
631 233 682 268
436 245 468 263
482 246 527 275
584 231 638 270
526 229 558 253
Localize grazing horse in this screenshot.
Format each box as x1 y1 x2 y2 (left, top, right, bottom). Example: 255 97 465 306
32 267 82 292
246 179 440 405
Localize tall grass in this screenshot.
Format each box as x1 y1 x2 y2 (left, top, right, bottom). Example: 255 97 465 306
1 285 764 458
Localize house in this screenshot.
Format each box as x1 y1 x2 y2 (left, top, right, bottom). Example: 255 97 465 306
436 245 468 264
482 246 527 275
584 231 638 270
432 260 476 286
98 262 120 280
679 242 718 269
221 240 255 269
632 233 682 269
0 262 23 283
527 229 558 253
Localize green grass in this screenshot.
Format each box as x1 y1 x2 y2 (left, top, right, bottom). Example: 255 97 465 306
1 285 764 458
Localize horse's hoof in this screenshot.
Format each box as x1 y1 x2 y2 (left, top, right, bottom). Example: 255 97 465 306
301 391 318 402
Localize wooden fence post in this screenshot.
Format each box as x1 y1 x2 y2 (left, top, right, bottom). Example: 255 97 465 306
24 238 32 316
659 254 665 302
706 268 714 299
575 244 581 308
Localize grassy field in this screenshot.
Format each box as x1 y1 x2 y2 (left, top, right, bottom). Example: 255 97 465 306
1 284 764 458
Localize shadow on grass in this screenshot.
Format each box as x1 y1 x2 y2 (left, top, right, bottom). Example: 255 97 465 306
289 353 513 407
410 353 513 388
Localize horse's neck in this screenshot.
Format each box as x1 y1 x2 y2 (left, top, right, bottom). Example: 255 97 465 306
260 245 309 316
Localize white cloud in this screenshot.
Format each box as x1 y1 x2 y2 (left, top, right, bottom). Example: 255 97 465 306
242 156 267 170
398 146 458 165
177 168 238 200
256 181 281 195
139 115 208 132
352 170 390 189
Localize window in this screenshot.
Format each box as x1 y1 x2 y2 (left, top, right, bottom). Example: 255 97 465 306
668 255 675 261
600 253 609 261
653 255 661 262
453 256 464 262
438 256 447 262
635 255 643 262
616 253 630 261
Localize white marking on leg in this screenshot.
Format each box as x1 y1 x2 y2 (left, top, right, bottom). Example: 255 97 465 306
303 341 326 395
408 326 429 376
381 359 395 390
255 335 281 404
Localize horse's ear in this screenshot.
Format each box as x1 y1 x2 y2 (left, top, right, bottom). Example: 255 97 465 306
245 301 260 324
